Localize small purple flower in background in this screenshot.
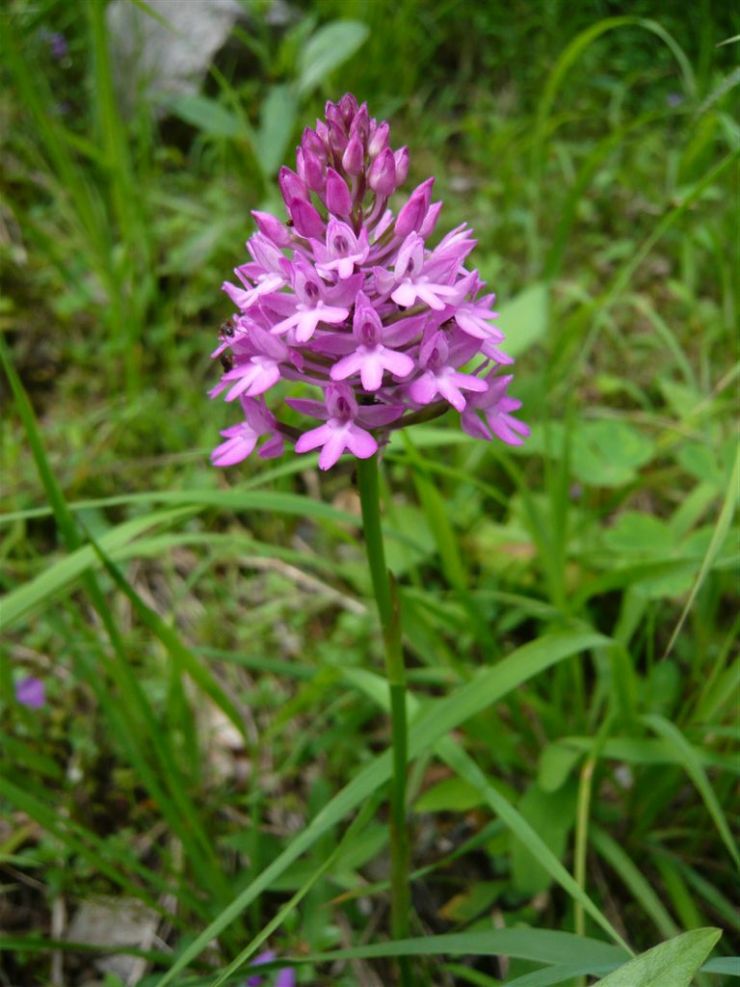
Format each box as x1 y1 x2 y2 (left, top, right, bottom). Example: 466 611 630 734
245 951 296 987
39 28 68 60
15 676 45 709
210 93 528 470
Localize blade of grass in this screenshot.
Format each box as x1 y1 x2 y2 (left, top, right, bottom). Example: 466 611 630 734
642 713 739 869
154 629 610 984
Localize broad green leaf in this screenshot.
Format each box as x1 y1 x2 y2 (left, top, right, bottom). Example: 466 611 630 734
571 420 654 487
538 743 583 792
166 94 247 139
499 282 549 357
603 513 673 555
297 21 369 95
415 777 484 813
510 780 578 895
254 84 298 175
593 928 721 987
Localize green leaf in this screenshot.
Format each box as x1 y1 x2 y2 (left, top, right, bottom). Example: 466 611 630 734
510 780 578 895
254 84 298 175
571 421 654 487
297 21 369 95
415 777 484 813
166 94 247 139
642 714 740 868
153 630 612 985
603 513 673 555
593 928 721 986
499 282 549 358
538 743 583 792
296 929 626 967
1 508 194 630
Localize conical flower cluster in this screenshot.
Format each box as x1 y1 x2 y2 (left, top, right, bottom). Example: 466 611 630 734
210 93 528 470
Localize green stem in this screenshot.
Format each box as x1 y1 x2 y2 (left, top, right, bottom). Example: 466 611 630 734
356 455 413 987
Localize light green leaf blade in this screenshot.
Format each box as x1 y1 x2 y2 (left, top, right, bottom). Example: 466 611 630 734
593 928 721 987
499 282 549 358
297 20 369 95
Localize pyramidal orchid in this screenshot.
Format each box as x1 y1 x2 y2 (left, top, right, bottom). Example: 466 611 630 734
209 93 528 470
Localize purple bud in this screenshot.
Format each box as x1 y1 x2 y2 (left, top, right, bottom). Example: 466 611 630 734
419 200 442 238
368 121 390 158
327 121 348 155
342 133 365 176
301 126 326 160
296 146 324 192
368 147 396 196
289 198 325 239
339 92 359 125
278 167 307 207
395 177 434 237
325 167 352 217
351 102 370 142
324 100 344 130
251 211 292 247
315 119 329 144
394 147 409 185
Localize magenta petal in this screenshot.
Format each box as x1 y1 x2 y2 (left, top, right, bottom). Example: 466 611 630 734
318 427 349 469
382 348 414 379
345 423 377 459
408 372 439 405
211 430 257 466
331 352 364 381
295 423 332 454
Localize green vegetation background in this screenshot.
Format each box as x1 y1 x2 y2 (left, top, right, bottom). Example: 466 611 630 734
1 0 738 985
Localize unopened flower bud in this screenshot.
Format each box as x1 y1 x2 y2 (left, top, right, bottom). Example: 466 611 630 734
301 127 326 160
394 147 409 185
342 133 365 176
327 121 348 155
251 210 292 247
394 177 434 237
325 167 352 216
368 121 390 158
368 147 396 196
289 198 325 239
339 92 359 125
278 166 307 207
351 102 370 142
297 146 324 192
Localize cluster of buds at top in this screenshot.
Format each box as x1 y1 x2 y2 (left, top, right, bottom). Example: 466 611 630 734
210 93 528 470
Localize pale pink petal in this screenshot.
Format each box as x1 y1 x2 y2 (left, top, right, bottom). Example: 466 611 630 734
295 423 333 453
359 352 384 391
345 423 377 459
331 351 365 381
408 372 439 405
380 348 414 379
318 427 350 470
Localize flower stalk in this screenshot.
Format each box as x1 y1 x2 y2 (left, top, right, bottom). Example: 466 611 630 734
357 454 413 985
